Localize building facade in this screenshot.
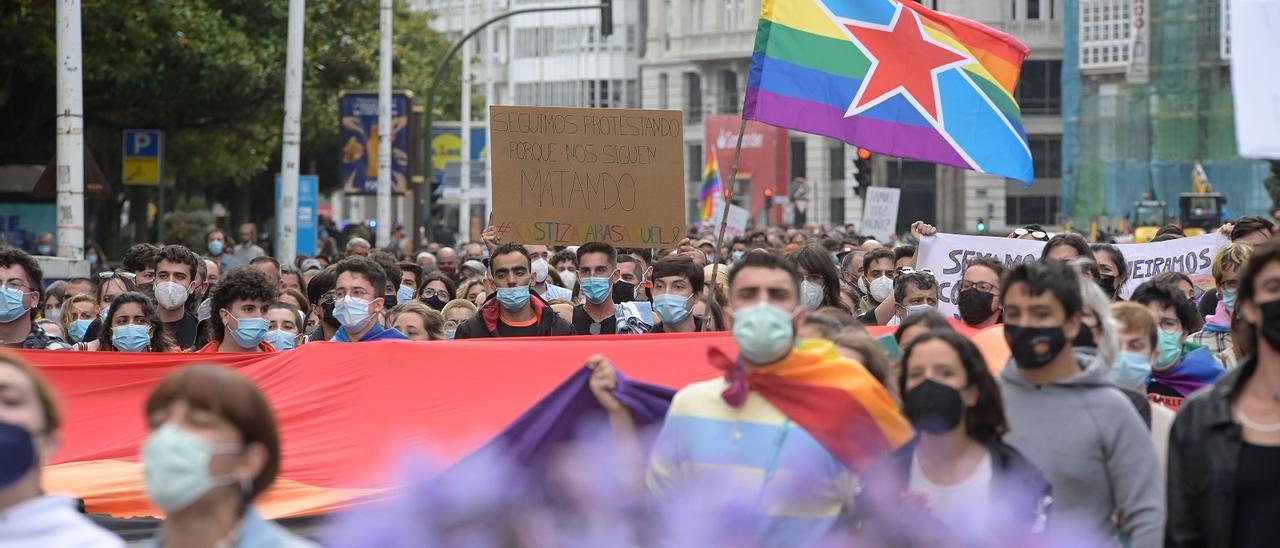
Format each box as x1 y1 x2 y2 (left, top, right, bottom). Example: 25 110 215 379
641 0 1066 235
1063 0 1271 226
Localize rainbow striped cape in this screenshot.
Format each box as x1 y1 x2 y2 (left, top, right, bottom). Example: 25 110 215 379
697 148 722 222
745 0 1034 182
710 339 913 471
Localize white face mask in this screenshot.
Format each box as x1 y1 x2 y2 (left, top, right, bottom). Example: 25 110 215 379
559 269 577 289
154 281 190 311
800 280 824 311
142 423 242 513
531 258 550 283
869 275 893 302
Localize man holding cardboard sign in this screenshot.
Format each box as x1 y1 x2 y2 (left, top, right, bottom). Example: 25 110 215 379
488 106 686 248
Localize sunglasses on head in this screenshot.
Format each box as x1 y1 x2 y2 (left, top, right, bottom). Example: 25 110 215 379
98 271 137 280
1013 228 1050 241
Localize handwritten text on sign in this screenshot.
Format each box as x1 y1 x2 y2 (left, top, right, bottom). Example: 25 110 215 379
490 106 687 247
916 232 1227 319
861 187 901 242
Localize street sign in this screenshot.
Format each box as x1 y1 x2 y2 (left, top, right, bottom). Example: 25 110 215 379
276 175 318 257
122 130 163 185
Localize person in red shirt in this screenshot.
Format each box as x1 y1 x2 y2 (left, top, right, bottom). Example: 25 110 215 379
196 267 276 353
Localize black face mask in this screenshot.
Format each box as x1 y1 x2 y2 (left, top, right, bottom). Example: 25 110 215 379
613 280 636 304
956 288 996 326
1098 275 1118 298
1072 323 1096 348
424 296 448 311
1004 324 1068 369
322 301 339 329
904 379 964 435
1260 300 1280 352
384 293 398 308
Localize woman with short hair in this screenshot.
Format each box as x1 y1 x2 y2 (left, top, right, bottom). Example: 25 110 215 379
141 365 316 547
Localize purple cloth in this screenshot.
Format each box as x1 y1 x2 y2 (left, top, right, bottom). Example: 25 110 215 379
1151 347 1225 397
455 367 674 475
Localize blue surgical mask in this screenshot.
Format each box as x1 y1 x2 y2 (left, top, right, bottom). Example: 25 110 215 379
99 307 109 322
227 312 268 348
36 245 52 255
1222 288 1238 313
731 250 745 263
496 286 530 311
70 319 93 343
731 301 797 365
0 286 31 324
86 253 99 264
1112 352 1153 391
143 423 241 513
264 329 297 351
445 328 457 340
334 296 375 332
1156 328 1183 369
207 240 224 256
653 293 692 326
581 277 613 304
111 324 152 352
397 284 416 304
904 304 933 319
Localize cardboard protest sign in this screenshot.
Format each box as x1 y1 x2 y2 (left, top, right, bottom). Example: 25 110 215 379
709 199 750 240
489 106 686 247
861 187 901 242
917 232 1228 319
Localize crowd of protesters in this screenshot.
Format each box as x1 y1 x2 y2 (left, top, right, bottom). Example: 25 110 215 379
2 214 1280 547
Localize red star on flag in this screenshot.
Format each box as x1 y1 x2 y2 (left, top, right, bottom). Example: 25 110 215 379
844 6 971 124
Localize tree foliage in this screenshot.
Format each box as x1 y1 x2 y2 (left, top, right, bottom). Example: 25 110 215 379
1 0 469 247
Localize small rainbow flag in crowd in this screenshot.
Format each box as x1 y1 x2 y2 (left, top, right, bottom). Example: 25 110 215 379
744 0 1034 182
697 148 722 222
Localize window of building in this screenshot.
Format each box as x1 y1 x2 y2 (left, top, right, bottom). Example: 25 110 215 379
1027 0 1041 19
1079 0 1132 70
1028 135 1063 179
660 73 670 110
790 139 807 180
828 144 846 181
1015 60 1062 114
1006 195 1060 226
685 72 703 123
719 70 739 114
688 144 703 182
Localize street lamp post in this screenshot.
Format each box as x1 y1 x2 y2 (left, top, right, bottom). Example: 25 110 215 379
414 2 613 238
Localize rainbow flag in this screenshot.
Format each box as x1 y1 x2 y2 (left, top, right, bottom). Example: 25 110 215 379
697 148 722 222
745 0 1034 182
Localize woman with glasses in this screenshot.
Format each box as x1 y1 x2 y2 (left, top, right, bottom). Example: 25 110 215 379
1009 225 1050 242
418 273 456 311
91 292 176 352
440 299 477 340
788 244 853 314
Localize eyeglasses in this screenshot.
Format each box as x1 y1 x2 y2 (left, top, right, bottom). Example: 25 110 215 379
318 291 335 306
1013 228 1050 241
958 280 999 294
420 288 447 299
98 271 137 280
2 279 31 292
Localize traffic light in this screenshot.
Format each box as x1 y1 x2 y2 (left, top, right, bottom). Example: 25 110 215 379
977 218 987 234
853 148 872 198
600 0 613 37
763 187 774 210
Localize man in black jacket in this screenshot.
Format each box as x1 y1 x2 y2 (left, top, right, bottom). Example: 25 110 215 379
453 242 573 338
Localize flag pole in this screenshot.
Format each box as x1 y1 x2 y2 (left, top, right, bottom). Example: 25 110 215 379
701 117 748 331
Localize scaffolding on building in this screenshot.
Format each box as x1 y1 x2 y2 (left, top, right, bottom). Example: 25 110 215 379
1064 0 1271 227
